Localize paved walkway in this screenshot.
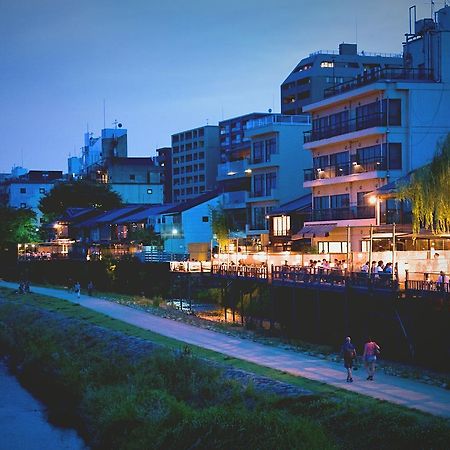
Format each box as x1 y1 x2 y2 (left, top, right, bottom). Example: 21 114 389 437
1 281 450 418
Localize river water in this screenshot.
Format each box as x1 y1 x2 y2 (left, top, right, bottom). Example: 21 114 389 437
0 362 88 450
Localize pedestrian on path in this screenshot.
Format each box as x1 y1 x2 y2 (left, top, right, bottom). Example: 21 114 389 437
341 336 356 382
74 281 81 299
87 281 94 296
363 338 381 381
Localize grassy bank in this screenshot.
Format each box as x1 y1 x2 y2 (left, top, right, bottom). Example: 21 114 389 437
0 288 450 449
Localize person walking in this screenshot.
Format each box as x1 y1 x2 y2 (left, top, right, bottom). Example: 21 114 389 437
74 281 81 299
87 280 94 296
363 338 381 381
341 336 357 382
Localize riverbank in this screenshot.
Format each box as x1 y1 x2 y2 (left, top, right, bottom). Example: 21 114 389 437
0 361 87 450
0 288 450 449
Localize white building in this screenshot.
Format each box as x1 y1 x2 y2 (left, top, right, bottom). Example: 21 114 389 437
160 191 223 259
225 114 312 240
300 4 450 252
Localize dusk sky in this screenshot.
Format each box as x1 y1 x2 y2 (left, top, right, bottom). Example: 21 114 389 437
0 0 431 173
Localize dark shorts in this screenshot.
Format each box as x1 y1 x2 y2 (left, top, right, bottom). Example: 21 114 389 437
344 358 353 369
365 355 377 363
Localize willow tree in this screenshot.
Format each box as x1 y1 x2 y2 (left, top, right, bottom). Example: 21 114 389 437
210 204 230 253
398 134 450 234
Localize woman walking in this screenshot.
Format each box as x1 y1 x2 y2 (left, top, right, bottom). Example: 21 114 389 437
363 338 381 381
341 336 356 383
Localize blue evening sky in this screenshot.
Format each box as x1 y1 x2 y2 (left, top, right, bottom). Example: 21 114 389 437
0 0 432 172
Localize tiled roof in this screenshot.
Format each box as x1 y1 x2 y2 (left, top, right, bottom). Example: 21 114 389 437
270 194 311 215
115 204 175 224
162 191 220 214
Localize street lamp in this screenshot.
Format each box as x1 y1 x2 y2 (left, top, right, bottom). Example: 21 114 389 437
171 228 178 261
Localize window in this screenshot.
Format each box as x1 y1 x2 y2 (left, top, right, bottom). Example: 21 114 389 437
273 215 290 236
173 146 179 153
20 203 26 208
129 174 135 181
252 141 264 163
198 152 204 159
199 163 205 170
253 174 264 196
202 216 209 222
265 172 277 194
313 196 330 210
330 194 349 209
357 192 371 206
39 188 46 194
147 188 153 194
313 155 328 169
318 241 348 253
265 138 277 160
20 188 26 194
320 61 334 68
387 143 402 169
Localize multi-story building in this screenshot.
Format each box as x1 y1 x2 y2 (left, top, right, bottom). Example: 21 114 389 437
281 43 403 115
156 147 173 203
243 114 312 240
6 170 64 224
216 113 266 233
300 4 450 253
171 125 220 203
71 126 164 204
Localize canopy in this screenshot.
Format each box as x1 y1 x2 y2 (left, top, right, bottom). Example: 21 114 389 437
292 223 337 239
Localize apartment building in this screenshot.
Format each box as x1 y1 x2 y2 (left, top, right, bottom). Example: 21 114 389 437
281 43 403 115
156 147 173 203
300 5 450 253
244 114 312 239
171 125 220 203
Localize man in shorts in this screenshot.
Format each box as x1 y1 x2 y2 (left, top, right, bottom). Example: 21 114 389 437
341 336 356 382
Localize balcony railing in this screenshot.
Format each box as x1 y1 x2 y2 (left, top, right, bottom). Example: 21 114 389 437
304 112 389 143
217 159 250 179
324 67 434 99
304 157 387 181
311 205 375 221
246 114 311 130
222 190 248 208
249 188 278 199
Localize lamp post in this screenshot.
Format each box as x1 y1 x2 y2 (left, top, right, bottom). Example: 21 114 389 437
171 228 178 261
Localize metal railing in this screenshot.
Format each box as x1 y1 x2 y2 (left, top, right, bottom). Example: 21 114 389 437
304 112 390 144
304 157 387 181
324 67 434 98
311 205 375 221
246 114 311 130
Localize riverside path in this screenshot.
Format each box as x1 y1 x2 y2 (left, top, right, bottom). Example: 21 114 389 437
1 280 449 419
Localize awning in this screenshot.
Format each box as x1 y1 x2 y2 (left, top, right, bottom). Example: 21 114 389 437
292 223 337 240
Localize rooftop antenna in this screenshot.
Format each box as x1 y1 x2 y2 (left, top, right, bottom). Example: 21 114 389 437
206 118 209 125
21 147 24 166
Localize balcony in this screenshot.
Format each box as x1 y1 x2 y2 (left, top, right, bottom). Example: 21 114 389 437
324 68 434 99
160 223 184 238
311 205 375 221
304 157 387 182
249 188 279 201
222 190 248 209
304 112 388 144
246 114 311 130
217 159 250 181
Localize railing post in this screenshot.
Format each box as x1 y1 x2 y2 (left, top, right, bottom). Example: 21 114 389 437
405 269 409 290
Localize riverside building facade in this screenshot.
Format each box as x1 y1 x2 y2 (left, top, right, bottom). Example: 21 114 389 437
300 4 450 253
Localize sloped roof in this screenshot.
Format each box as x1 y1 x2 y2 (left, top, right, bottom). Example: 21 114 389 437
270 194 311 215
370 173 413 197
115 204 175 224
162 190 220 214
76 205 146 227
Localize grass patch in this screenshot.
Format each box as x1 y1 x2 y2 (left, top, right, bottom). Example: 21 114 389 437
0 287 449 449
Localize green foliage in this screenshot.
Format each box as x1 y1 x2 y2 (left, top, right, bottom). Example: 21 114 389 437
0 303 334 450
39 179 122 222
0 207 38 246
210 203 230 251
399 134 450 234
127 226 163 246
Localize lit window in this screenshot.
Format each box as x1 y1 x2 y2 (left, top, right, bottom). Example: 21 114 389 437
147 189 153 194
320 61 334 68
20 203 26 208
39 188 46 194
